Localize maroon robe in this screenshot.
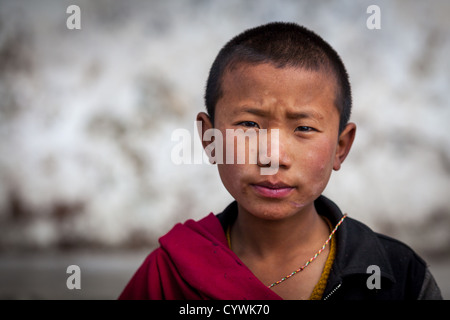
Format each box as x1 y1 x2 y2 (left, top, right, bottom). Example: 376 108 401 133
118 213 281 300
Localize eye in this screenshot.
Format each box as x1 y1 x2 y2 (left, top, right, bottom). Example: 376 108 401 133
295 126 315 132
237 121 260 129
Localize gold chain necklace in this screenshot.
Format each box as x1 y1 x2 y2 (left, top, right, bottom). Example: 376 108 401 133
226 214 347 289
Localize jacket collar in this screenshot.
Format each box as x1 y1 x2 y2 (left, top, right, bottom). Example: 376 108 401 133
315 196 396 288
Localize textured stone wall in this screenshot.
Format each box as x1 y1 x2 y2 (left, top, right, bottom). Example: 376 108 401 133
0 0 449 256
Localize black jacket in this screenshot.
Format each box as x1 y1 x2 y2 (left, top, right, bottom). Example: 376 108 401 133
217 195 442 300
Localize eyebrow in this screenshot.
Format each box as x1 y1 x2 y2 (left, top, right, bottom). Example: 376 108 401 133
238 107 323 120
238 107 268 117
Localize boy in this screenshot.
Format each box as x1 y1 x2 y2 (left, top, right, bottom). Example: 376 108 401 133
119 22 442 300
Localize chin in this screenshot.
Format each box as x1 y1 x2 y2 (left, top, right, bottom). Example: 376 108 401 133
241 199 306 221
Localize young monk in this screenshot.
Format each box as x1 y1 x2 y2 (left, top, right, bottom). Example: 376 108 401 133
119 22 442 300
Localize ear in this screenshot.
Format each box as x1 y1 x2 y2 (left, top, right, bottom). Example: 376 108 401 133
196 112 214 150
333 122 356 171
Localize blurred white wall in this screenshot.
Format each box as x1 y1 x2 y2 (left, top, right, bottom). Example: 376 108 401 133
0 0 449 256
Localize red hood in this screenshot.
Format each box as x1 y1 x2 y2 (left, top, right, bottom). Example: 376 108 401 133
119 213 281 300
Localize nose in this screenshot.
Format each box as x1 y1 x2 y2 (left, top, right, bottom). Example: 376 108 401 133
257 129 291 170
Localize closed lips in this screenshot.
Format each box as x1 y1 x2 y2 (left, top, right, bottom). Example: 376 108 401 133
251 181 295 198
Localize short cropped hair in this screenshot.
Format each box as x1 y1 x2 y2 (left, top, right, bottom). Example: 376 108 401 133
204 22 352 134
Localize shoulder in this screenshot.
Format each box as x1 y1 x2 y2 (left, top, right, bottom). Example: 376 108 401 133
373 231 443 299
346 216 427 273
374 232 427 267
345 216 425 263
337 216 430 299
348 217 426 266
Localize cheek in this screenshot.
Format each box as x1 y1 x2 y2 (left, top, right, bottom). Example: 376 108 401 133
302 141 336 180
217 164 246 197
215 126 254 197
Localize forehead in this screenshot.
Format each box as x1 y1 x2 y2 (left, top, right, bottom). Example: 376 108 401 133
216 62 338 120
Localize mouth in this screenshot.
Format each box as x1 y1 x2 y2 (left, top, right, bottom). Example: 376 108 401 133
250 181 295 199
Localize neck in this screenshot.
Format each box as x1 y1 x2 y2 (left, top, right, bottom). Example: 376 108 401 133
231 202 330 261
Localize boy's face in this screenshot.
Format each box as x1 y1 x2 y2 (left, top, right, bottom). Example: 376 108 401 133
198 62 355 220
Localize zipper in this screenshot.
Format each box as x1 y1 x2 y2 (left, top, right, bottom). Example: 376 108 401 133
323 282 342 300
